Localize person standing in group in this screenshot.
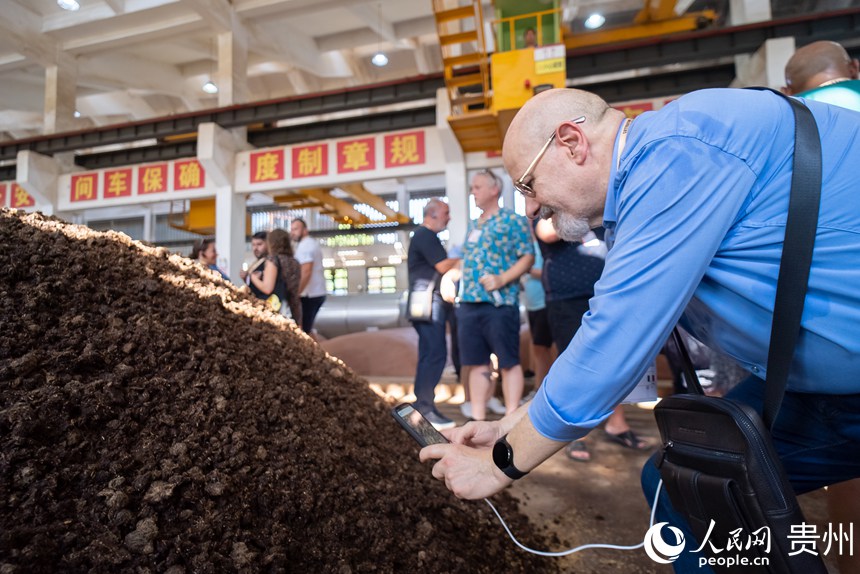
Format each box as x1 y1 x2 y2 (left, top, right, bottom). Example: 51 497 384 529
240 231 269 300
535 219 646 463
520 230 552 405
407 198 461 430
191 238 230 282
457 170 534 422
784 39 860 574
247 229 302 324
784 40 860 108
290 218 326 334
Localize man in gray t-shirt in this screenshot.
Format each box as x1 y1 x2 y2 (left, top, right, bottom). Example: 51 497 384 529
290 218 326 334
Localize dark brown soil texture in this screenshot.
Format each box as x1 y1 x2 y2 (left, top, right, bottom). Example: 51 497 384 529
0 210 560 574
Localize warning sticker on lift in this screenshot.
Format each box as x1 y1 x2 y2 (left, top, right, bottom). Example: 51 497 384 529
534 44 565 75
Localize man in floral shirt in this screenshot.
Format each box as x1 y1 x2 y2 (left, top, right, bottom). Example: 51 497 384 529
457 170 534 422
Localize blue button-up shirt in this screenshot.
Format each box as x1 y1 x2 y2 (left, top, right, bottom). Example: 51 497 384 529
529 88 860 442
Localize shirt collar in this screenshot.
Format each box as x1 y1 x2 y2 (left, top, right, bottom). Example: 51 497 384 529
602 118 629 230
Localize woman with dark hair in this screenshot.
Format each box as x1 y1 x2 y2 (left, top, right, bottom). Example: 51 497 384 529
191 238 230 281
248 228 302 324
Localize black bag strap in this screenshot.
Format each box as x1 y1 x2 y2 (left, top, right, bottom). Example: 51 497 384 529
672 89 821 429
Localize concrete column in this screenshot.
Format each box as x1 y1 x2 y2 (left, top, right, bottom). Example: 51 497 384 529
732 37 795 88
215 184 246 281
728 0 771 25
198 122 251 281
436 88 469 246
729 0 773 88
500 175 514 210
143 206 155 243
217 30 249 107
395 183 411 252
44 54 77 134
16 150 58 215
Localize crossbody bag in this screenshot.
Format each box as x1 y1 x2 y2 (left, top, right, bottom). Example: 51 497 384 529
653 91 827 574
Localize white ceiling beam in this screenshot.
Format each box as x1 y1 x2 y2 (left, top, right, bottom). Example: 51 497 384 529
316 15 436 52
0 54 29 73
62 13 204 54
77 53 195 101
0 2 58 67
348 4 396 43
180 0 238 33
235 0 376 20
42 0 177 32
104 0 127 14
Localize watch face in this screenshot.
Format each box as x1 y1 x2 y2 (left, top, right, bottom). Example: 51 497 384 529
492 439 510 468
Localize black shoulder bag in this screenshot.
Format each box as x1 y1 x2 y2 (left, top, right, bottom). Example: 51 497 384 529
653 92 828 574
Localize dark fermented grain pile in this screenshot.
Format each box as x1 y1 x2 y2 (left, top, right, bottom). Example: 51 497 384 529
0 210 559 574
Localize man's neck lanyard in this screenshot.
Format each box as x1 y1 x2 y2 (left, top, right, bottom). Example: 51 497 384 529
616 118 633 170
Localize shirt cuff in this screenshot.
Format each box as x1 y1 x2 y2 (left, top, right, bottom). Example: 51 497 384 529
527 385 611 442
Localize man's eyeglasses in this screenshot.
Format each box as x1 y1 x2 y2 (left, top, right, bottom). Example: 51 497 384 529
514 116 586 198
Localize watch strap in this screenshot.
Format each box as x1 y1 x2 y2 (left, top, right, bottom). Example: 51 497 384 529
494 435 529 480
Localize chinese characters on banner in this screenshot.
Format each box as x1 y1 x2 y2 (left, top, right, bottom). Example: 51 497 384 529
292 144 328 178
138 164 168 194
0 183 6 208
337 138 375 173
71 173 98 203
250 150 285 183
10 184 35 208
174 160 205 190
385 131 425 168
104 168 133 198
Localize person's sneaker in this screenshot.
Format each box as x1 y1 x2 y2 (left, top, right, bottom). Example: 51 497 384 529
459 401 473 419
424 410 456 431
487 396 507 415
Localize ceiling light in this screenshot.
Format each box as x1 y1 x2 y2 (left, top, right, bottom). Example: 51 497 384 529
74 110 81 118
57 0 80 10
202 81 218 94
371 52 389 67
584 13 606 30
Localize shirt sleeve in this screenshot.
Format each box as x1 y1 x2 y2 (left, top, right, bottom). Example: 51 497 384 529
513 214 535 259
294 240 313 265
414 229 447 268
528 136 758 441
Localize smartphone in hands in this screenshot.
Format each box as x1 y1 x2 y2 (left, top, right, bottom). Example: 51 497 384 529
391 403 450 447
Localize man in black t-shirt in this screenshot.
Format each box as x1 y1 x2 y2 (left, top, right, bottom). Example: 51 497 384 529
407 199 461 430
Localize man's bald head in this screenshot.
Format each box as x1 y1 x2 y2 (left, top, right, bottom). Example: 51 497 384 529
503 88 612 168
785 41 859 95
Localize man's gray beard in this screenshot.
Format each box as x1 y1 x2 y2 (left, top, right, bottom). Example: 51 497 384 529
539 206 591 242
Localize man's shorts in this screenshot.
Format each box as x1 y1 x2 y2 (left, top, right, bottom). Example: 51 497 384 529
456 302 520 369
527 307 553 347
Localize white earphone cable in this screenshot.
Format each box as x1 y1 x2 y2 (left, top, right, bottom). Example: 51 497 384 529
482 479 663 557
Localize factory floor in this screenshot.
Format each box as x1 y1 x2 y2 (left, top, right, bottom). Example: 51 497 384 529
367 374 841 573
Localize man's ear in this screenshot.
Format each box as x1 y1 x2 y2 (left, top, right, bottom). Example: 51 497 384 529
556 122 588 164
850 58 860 80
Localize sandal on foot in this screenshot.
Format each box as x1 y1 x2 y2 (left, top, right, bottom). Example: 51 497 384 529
604 429 648 450
564 440 591 463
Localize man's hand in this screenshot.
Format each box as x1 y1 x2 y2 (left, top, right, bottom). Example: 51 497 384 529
419 443 512 499
239 270 249 281
441 419 503 449
479 273 503 291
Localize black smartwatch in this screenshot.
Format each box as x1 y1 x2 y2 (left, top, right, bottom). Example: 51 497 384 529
492 434 529 480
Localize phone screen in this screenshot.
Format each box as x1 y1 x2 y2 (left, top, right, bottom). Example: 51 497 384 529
391 404 450 447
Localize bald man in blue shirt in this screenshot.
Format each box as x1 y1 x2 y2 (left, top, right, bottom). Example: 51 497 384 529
420 87 860 564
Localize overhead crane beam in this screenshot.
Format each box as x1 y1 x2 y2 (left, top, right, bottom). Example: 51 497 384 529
294 188 370 226
338 183 412 224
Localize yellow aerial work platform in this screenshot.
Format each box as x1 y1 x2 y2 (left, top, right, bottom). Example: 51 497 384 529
431 0 717 153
